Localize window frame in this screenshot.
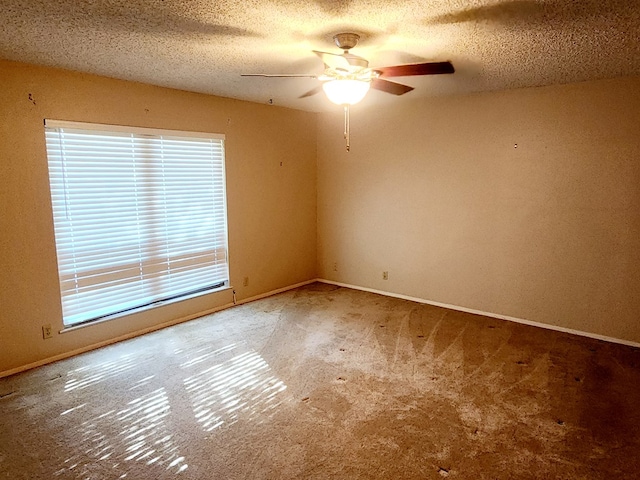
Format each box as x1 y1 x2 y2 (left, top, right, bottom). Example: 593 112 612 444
44 119 230 328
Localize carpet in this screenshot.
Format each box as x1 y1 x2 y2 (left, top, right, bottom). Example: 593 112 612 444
1 283 639 479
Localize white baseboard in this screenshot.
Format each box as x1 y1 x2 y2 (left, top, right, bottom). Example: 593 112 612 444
0 302 237 379
317 279 640 349
4 277 637 378
0 278 317 379
233 279 317 306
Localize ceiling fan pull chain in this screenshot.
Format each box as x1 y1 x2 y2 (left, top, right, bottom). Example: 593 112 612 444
344 105 350 152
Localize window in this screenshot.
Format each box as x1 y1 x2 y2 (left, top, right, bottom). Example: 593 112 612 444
45 120 229 327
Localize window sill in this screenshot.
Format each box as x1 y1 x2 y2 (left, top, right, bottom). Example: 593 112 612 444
59 285 232 334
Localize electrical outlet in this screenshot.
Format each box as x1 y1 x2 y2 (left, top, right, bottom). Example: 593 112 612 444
382 271 389 280
243 276 249 287
333 262 338 272
42 324 53 339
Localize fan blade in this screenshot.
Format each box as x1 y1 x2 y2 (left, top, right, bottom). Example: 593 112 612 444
375 61 454 77
241 74 318 78
313 50 351 71
371 78 414 95
299 85 324 98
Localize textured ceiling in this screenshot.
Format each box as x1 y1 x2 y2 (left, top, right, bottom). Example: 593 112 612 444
1 0 639 112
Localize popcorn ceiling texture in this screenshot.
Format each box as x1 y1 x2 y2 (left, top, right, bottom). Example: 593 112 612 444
0 0 639 111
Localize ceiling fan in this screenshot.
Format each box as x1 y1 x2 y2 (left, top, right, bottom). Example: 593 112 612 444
242 32 455 151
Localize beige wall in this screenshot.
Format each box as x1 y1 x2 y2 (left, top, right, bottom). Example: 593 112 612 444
317 76 640 344
0 60 317 374
2 58 638 375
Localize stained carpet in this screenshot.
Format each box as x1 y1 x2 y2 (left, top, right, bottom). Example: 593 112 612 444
1 283 639 479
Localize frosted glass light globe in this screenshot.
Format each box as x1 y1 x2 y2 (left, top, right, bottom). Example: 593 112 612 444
322 79 371 105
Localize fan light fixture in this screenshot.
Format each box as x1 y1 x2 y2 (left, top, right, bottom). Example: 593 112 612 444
322 79 371 105
241 31 456 152
322 77 371 152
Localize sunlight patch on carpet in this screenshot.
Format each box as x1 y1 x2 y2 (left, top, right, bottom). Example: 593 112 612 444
55 388 188 476
184 347 287 432
64 353 138 392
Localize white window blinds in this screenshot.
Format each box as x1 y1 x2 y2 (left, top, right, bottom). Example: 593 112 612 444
45 120 229 326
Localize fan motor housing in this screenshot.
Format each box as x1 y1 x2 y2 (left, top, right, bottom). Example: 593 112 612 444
333 33 360 51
